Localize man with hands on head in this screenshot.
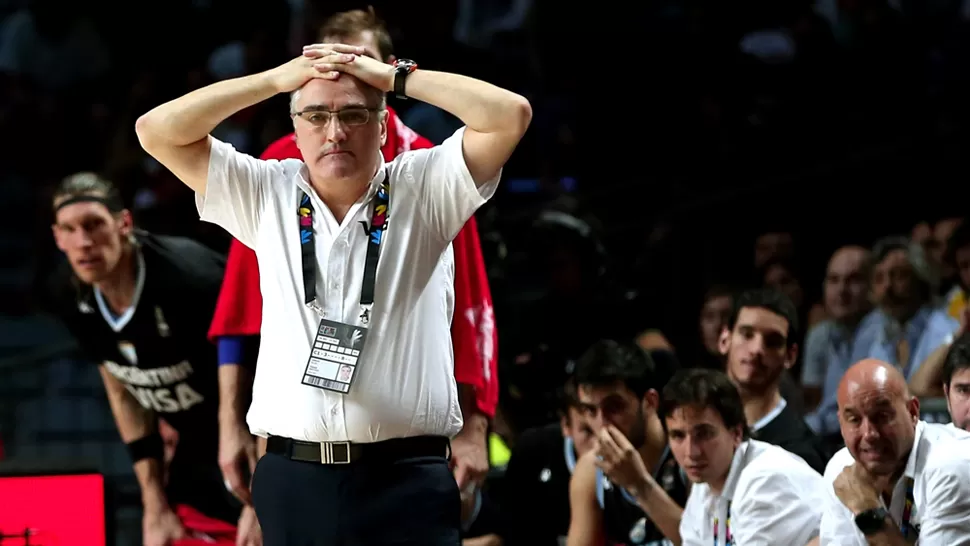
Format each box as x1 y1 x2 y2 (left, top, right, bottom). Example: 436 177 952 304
820 358 970 545
135 40 530 546
568 340 687 546
207 7 500 504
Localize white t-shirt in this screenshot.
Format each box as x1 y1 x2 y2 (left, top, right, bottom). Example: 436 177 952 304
820 421 970 545
197 127 499 443
680 439 826 546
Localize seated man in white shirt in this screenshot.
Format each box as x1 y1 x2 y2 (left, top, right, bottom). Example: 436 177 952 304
135 43 531 546
942 333 970 431
595 368 826 545
820 358 970 545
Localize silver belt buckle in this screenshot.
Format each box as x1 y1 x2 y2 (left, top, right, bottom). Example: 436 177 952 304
320 441 352 464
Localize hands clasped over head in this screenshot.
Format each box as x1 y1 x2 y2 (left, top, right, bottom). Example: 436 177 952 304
271 43 395 94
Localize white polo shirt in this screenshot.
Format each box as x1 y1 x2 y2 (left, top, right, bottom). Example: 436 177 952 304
679 439 826 546
196 127 499 443
820 421 970 545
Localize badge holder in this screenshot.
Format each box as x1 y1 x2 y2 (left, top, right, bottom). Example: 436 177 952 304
297 171 389 394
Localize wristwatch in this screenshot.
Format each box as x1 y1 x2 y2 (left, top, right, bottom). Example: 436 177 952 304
392 59 418 99
854 507 891 535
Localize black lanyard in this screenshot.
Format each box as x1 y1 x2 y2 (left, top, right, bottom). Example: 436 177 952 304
298 169 390 322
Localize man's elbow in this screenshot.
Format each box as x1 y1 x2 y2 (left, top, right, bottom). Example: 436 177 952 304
135 112 165 155
504 94 532 138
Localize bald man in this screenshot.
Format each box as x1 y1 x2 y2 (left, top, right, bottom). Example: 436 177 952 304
803 246 874 416
819 359 970 545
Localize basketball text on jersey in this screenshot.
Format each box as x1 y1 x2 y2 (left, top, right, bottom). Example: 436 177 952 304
103 359 205 413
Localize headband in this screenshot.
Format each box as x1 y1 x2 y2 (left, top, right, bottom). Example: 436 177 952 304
54 194 124 214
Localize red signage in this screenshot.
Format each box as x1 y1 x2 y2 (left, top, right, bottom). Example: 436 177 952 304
0 473 106 546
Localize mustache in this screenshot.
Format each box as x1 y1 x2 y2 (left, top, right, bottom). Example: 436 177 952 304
319 144 351 158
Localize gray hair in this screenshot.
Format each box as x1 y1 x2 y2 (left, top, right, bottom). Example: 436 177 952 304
872 235 939 298
289 86 387 114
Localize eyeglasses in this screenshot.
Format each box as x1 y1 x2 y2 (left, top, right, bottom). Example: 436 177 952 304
291 107 383 127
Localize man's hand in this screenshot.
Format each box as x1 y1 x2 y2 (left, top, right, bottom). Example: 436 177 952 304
833 463 884 515
236 505 263 546
219 422 258 505
303 45 396 93
594 426 654 497
451 414 490 491
269 45 365 93
143 506 185 546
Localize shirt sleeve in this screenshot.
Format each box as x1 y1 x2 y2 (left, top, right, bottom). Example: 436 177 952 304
195 137 286 248
207 238 263 340
395 127 501 242
918 449 970 544
819 450 867 546
801 323 829 387
732 468 825 546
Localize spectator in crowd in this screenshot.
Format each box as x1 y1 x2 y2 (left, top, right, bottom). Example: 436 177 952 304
926 217 963 296
599 368 826 545
44 173 258 545
804 246 874 423
820 359 970 543
864 237 958 371
719 288 828 471
500 380 596 545
816 237 959 438
943 219 970 320
753 230 794 270
697 284 734 369
207 7 500 501
135 26 531 543
568 340 687 546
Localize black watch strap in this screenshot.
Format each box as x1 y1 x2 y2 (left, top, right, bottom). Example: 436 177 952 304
393 59 417 100
854 507 891 536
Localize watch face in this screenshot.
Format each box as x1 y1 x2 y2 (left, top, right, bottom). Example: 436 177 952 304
856 508 890 535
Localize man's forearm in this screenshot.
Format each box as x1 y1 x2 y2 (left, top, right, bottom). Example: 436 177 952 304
134 458 169 513
458 383 489 438
403 70 531 136
136 71 279 148
865 530 908 546
218 364 254 428
633 480 684 545
104 382 169 513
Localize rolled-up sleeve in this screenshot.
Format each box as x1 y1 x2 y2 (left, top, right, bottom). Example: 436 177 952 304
919 451 970 544
396 127 501 242
819 449 865 546
196 137 286 248
733 470 825 545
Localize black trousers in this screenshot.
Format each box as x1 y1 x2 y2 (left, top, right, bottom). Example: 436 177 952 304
252 451 461 546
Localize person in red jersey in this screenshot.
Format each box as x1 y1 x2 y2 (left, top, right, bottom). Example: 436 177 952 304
209 7 498 517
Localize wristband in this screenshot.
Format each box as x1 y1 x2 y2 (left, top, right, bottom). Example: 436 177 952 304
126 432 164 463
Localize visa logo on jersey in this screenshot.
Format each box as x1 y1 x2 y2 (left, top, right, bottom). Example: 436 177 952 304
103 359 205 413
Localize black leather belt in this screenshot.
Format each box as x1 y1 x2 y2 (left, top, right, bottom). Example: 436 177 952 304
266 435 450 465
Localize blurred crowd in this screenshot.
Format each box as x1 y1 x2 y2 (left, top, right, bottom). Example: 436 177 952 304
4 0 970 544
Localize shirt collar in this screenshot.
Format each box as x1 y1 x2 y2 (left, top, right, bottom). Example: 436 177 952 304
881 306 932 340
564 435 577 473
902 420 926 480
722 440 753 502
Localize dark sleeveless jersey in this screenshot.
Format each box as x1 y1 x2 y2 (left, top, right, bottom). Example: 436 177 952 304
597 446 687 546
500 423 577 545
46 231 237 521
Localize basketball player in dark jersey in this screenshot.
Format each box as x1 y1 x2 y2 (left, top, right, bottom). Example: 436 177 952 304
501 380 597 545
44 173 259 545
568 341 687 546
